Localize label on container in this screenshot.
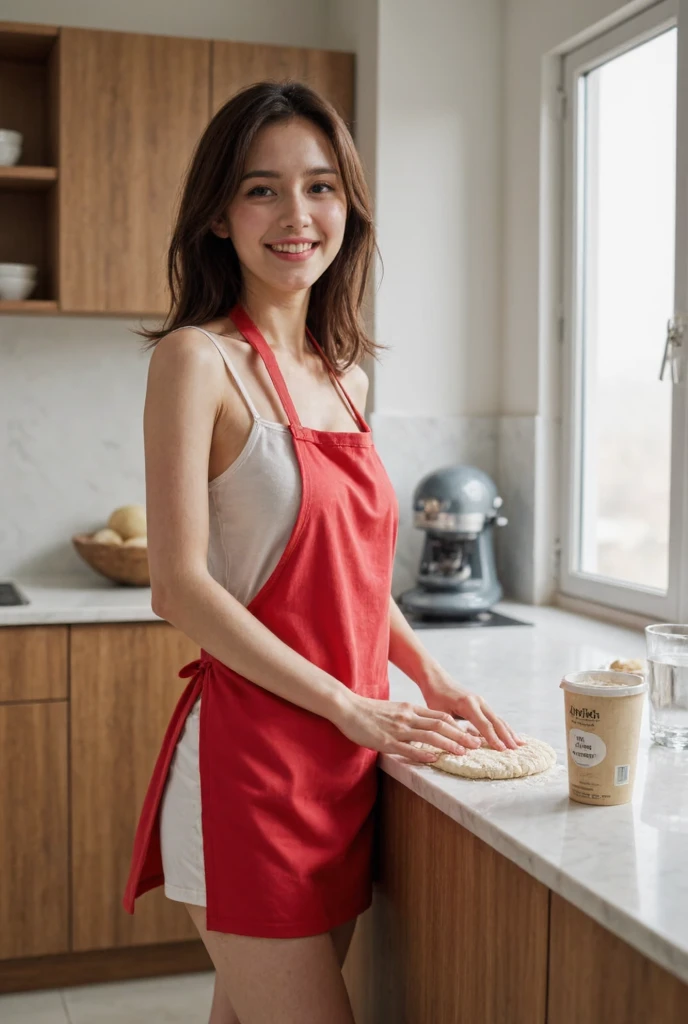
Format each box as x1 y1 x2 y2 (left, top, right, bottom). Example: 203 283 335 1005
568 728 607 767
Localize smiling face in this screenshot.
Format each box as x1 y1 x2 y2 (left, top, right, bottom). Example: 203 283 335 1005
212 117 348 301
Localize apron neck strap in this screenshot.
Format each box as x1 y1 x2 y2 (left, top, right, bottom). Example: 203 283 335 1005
229 303 302 428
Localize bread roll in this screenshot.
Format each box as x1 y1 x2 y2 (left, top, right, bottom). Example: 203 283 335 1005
107 504 147 540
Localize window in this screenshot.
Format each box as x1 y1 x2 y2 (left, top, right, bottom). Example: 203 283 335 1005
560 0 688 619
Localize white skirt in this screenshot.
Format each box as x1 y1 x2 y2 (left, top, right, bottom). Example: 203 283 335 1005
159 694 207 905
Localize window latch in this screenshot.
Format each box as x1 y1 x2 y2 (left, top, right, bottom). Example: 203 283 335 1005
659 314 687 384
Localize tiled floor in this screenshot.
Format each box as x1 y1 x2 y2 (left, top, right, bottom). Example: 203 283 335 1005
0 970 216 1023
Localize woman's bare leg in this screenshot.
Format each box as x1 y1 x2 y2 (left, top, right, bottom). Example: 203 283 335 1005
185 904 356 1024
208 972 240 1024
330 916 358 968
204 914 358 1024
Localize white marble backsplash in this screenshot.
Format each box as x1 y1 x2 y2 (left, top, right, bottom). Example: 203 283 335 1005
1 322 543 599
0 317 150 581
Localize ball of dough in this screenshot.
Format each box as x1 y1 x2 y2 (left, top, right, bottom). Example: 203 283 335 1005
91 528 123 545
411 735 557 779
609 657 645 674
122 535 147 548
107 504 146 540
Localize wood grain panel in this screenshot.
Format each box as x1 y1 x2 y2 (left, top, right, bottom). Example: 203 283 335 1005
0 701 68 958
58 28 210 314
344 773 549 1024
548 892 688 1023
211 41 355 129
0 625 67 702
0 22 58 63
70 622 201 950
0 939 211 995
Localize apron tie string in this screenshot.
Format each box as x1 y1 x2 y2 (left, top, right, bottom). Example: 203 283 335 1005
178 651 213 679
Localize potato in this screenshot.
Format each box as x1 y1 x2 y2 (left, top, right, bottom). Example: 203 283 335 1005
107 504 147 540
122 535 147 548
91 528 123 545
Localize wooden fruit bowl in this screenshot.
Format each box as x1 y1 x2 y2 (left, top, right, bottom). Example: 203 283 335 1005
72 533 150 586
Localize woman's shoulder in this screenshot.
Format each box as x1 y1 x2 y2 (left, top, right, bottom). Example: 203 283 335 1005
146 325 229 407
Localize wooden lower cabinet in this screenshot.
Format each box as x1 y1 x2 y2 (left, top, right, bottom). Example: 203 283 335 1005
0 700 69 959
0 625 68 701
344 776 688 1024
548 893 688 1024
343 773 549 1023
70 621 201 951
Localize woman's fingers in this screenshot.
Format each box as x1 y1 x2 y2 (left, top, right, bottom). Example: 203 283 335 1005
410 710 482 749
459 700 511 750
480 705 524 749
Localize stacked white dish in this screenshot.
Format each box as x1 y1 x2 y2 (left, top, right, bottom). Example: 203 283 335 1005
0 129 22 166
0 263 38 300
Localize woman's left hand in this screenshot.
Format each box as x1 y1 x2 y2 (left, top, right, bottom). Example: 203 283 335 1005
421 678 524 751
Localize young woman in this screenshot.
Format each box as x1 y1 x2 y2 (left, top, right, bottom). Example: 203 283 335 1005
122 81 523 1024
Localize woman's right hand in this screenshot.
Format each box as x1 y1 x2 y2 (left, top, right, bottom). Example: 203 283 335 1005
332 691 483 763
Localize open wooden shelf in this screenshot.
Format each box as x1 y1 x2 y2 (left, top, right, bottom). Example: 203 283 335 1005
0 299 58 313
0 21 58 62
0 165 57 190
0 23 58 304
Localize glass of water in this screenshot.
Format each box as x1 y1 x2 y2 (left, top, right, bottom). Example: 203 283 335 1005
645 624 688 749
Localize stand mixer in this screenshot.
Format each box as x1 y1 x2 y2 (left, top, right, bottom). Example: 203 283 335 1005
396 464 508 620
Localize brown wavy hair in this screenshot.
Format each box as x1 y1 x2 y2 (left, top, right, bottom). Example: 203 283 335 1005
134 79 386 371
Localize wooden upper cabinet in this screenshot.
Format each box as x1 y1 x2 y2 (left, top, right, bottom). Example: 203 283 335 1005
58 28 210 314
211 41 355 129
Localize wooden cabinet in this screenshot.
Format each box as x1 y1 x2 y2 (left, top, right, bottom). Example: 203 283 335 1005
0 22 59 309
58 28 210 314
343 775 688 1024
1 20 356 316
211 40 355 127
548 893 688 1024
343 774 550 1024
0 624 67 701
0 700 69 959
70 621 200 950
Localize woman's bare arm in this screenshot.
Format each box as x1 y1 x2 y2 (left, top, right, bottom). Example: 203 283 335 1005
144 328 352 724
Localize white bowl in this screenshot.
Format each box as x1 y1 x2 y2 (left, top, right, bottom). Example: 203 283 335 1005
0 277 37 300
0 130 22 142
0 135 22 166
0 263 38 278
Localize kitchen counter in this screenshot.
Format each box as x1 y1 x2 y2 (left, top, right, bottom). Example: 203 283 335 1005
2 578 686 987
0 575 160 625
382 601 688 987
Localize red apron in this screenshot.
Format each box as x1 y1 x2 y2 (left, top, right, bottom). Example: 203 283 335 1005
122 302 399 937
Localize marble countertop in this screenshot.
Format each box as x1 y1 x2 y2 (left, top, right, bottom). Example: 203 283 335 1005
0 575 161 625
382 600 688 987
2 578 686 985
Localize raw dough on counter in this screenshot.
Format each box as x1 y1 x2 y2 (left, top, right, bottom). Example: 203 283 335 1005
411 735 557 780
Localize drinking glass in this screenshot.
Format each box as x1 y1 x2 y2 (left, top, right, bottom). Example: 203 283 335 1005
645 623 688 749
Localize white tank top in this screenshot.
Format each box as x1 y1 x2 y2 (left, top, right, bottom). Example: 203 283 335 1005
187 327 302 607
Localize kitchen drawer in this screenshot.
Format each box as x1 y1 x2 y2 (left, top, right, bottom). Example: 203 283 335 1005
0 625 68 702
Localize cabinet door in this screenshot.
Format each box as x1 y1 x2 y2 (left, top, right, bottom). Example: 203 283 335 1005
0 701 69 958
70 621 200 950
351 774 549 1024
211 41 354 128
548 893 688 1023
0 625 67 701
58 28 210 314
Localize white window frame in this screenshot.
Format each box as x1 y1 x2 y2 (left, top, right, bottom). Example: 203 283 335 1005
559 0 688 621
